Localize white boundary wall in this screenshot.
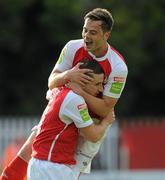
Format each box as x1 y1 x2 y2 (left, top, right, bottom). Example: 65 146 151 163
0 117 39 159
80 170 165 180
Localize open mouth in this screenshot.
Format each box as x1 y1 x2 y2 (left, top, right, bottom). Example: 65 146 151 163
84 41 93 48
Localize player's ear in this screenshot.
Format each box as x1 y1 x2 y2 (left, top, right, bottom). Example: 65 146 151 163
103 76 108 84
104 31 110 40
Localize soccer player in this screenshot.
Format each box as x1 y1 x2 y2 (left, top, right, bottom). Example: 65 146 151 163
48 7 128 174
0 7 128 179
48 8 128 119
27 60 113 180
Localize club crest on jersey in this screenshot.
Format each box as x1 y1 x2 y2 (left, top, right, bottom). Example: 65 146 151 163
77 103 90 122
109 76 125 94
83 161 88 166
57 47 66 64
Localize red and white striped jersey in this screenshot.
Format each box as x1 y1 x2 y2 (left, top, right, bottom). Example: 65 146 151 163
32 87 93 165
54 39 128 99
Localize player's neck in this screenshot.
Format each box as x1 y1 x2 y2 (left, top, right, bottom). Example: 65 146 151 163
93 43 108 58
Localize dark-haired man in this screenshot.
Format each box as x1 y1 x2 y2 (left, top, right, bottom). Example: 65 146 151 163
27 60 113 180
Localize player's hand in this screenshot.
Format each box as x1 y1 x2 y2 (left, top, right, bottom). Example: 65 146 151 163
66 82 84 96
66 63 94 86
46 88 60 101
46 89 52 100
104 109 115 125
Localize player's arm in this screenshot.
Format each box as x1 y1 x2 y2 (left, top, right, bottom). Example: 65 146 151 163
68 68 128 118
79 93 117 118
84 68 128 118
17 128 37 162
48 70 69 89
66 82 118 118
48 41 93 90
61 94 114 143
48 64 93 90
79 111 114 143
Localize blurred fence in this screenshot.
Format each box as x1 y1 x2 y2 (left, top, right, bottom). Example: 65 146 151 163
0 117 39 167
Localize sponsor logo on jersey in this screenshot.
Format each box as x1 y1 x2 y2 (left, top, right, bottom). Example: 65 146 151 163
114 76 125 82
77 103 87 110
109 76 125 94
77 103 90 122
109 82 124 94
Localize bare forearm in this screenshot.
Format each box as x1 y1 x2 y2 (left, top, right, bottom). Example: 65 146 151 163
81 91 117 118
48 64 94 90
17 131 37 162
80 112 113 143
92 118 111 142
48 71 69 90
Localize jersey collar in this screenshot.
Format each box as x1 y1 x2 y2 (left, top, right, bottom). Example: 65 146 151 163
88 43 110 61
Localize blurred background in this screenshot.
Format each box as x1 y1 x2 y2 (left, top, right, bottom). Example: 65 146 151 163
0 0 165 179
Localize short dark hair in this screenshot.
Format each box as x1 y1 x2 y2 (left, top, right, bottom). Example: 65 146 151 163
84 8 114 32
79 59 104 76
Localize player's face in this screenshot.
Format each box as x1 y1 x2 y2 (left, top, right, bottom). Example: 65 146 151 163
84 73 104 96
82 18 110 57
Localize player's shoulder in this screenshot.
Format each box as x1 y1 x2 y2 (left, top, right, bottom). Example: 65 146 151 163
64 39 84 55
109 45 128 72
64 90 85 105
110 46 125 60
67 39 84 48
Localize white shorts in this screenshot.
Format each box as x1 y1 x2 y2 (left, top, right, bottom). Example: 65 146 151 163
27 158 80 180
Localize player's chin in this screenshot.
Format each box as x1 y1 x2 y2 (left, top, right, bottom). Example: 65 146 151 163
84 44 93 51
